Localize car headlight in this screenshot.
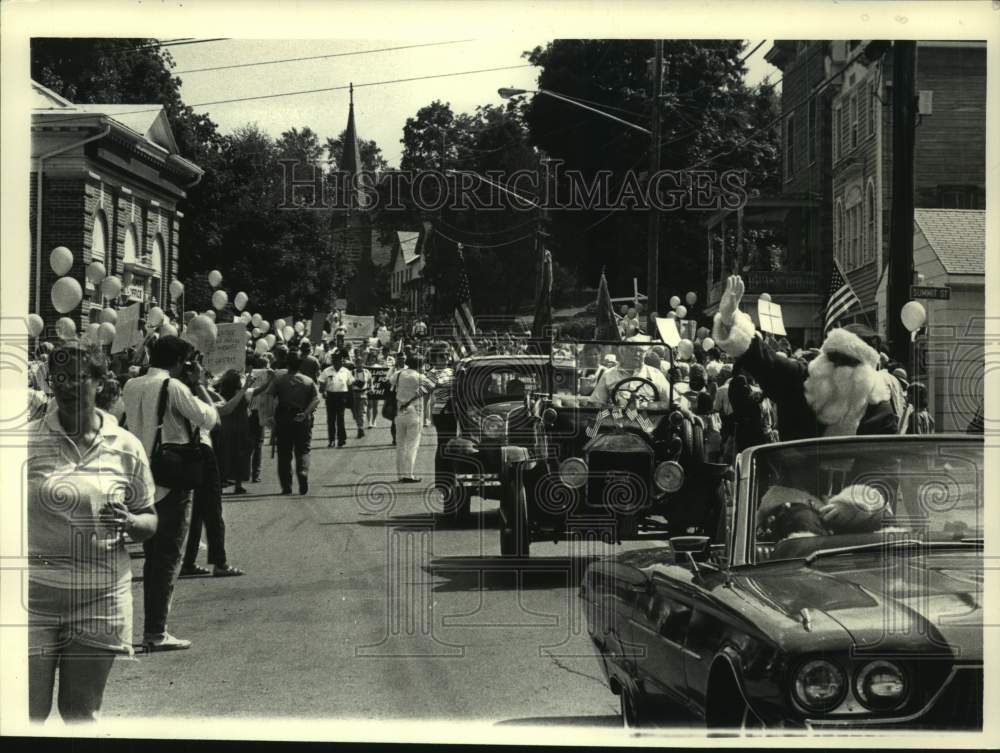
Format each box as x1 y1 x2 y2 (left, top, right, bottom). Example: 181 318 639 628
654 461 685 493
855 661 907 711
558 457 588 488
793 659 846 712
481 414 505 439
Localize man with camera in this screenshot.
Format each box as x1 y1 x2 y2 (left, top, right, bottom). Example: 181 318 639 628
122 336 219 652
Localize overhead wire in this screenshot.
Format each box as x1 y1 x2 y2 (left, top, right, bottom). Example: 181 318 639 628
173 40 476 74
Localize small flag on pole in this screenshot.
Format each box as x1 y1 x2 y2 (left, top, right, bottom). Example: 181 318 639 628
824 259 862 333
453 244 477 354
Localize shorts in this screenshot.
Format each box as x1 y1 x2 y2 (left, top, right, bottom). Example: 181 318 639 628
28 579 134 657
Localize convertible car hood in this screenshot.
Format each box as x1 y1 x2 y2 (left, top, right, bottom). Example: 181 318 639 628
739 550 982 660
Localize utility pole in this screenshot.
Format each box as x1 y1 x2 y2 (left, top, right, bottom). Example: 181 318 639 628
887 41 916 365
535 155 551 305
647 40 664 318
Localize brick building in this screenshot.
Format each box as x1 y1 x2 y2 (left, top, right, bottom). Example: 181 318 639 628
30 81 203 332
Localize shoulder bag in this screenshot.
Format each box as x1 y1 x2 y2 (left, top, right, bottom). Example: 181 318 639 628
148 378 205 490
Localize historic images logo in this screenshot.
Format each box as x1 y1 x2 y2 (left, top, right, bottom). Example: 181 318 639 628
278 159 749 214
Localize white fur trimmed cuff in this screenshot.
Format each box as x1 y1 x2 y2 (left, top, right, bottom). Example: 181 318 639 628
712 309 756 359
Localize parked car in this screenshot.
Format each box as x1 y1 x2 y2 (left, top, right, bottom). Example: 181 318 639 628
496 340 726 556
438 354 578 518
580 434 984 731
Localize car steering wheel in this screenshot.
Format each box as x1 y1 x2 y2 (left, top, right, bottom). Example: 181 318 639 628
609 376 661 407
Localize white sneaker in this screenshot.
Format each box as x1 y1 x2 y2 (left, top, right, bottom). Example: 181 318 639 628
143 632 192 652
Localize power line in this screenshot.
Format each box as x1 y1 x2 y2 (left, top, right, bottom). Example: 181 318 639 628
173 40 476 74
739 39 768 65
187 64 536 109
434 229 535 249
39 64 537 125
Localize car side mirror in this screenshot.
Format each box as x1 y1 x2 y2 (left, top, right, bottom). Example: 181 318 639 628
670 535 711 572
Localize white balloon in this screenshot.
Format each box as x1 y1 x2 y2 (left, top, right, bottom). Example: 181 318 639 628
251 313 263 327
675 305 687 319
234 291 249 311
49 246 73 276
685 291 697 306
84 322 101 343
185 314 218 352
99 307 118 325
56 316 77 340
702 337 715 352
27 314 44 338
147 306 165 328
240 311 252 324
283 325 295 341
759 292 772 302
274 319 286 333
205 310 217 321
98 321 116 345
265 334 276 349
51 276 83 314
260 320 270 334
677 338 694 360
669 295 681 310
901 301 927 332
86 261 107 285
294 321 305 334
208 270 223 288
211 289 229 310
100 276 122 300
252 327 262 337
255 339 269 355
169 279 185 300
160 322 178 337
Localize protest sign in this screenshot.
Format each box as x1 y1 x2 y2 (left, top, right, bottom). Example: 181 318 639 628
111 303 141 353
757 299 787 336
369 365 390 399
341 314 375 341
655 317 681 348
202 322 248 376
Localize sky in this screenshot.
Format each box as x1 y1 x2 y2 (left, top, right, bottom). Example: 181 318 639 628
168 38 776 169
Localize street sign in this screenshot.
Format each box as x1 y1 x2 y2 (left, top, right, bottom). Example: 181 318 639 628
909 285 950 300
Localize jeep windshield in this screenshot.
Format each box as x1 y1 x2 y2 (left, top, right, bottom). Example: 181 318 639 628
749 437 983 562
550 340 676 408
454 359 577 407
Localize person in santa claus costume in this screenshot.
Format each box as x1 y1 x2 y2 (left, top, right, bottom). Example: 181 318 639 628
712 275 897 535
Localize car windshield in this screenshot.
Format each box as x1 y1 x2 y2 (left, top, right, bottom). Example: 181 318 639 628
455 361 576 406
551 340 677 407
749 438 983 562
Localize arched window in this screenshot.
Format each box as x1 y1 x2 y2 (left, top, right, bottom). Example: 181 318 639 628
124 224 139 265
152 234 166 303
91 210 108 269
865 180 876 263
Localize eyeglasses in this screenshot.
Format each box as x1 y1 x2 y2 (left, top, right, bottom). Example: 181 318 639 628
48 371 96 388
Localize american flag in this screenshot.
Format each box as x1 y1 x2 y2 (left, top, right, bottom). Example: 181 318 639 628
453 244 477 355
824 259 861 333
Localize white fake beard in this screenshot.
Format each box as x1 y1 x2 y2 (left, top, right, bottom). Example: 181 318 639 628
802 353 877 435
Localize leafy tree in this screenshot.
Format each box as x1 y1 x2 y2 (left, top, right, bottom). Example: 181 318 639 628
523 39 780 311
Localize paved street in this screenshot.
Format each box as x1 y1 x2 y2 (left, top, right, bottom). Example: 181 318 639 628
105 405 630 726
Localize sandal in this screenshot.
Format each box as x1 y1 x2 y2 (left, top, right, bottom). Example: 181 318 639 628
213 565 245 577
180 565 210 577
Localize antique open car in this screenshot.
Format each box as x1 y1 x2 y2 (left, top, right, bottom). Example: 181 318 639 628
496 340 727 556
580 434 984 731
439 354 578 518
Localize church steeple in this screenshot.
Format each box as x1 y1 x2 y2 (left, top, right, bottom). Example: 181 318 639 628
341 82 363 177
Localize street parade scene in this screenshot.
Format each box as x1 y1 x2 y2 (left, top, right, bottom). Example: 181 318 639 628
3 6 994 746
